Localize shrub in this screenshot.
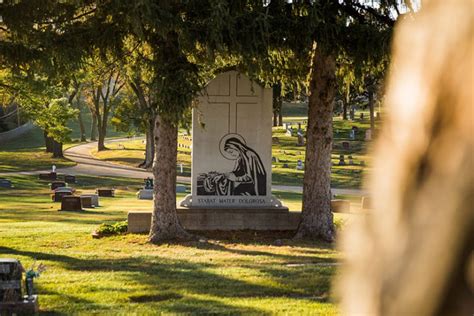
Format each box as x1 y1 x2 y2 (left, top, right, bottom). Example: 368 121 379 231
95 220 128 236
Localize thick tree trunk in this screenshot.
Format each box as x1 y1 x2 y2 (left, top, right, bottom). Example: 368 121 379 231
295 45 336 242
273 111 278 127
149 115 194 243
97 124 107 151
51 140 63 158
139 118 155 169
44 131 53 153
338 1 474 314
278 110 283 126
90 113 97 141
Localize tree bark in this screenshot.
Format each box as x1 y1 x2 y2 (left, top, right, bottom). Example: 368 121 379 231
78 110 86 142
139 118 155 169
278 110 283 126
273 111 278 127
149 115 194 243
338 0 474 314
295 44 336 242
51 139 63 158
90 112 97 141
44 130 53 153
342 99 348 120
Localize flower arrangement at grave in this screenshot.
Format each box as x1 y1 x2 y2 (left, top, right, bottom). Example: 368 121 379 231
25 261 46 298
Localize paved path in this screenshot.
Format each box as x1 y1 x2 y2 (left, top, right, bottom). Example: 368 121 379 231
2 138 367 196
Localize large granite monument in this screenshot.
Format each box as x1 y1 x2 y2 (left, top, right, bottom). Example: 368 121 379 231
180 71 281 209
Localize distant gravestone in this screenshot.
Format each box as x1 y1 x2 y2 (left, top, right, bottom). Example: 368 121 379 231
283 163 289 168
360 113 364 120
50 181 66 190
365 129 372 141
52 190 73 202
348 155 354 165
38 172 57 181
272 137 280 144
338 154 346 166
342 141 350 150
60 196 82 211
64 175 76 184
361 196 372 210
80 196 94 208
0 179 12 188
296 159 304 170
97 188 115 197
297 132 305 146
285 129 293 137
80 194 99 207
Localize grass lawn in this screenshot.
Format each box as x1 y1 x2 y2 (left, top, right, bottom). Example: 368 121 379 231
0 175 345 315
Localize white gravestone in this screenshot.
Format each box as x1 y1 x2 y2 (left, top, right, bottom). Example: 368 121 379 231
183 71 274 208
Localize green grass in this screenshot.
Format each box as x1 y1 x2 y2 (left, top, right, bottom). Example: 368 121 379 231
0 175 342 315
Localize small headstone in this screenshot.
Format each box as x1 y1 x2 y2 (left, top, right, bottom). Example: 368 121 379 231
38 172 57 181
296 159 304 170
52 165 56 173
285 129 292 136
342 141 350 150
137 189 153 200
80 194 99 207
272 137 280 144
96 188 115 197
282 163 289 168
0 258 23 302
359 113 364 120
50 181 66 190
80 196 94 208
349 129 355 140
64 175 76 184
365 129 372 141
52 190 73 202
338 154 346 166
60 196 83 211
0 179 12 189
348 155 354 165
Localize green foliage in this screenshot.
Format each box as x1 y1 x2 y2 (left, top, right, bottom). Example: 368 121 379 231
96 220 128 236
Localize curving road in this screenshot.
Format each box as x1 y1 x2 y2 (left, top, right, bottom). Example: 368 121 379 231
2 138 366 195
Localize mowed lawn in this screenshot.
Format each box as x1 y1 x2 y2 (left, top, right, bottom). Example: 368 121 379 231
0 175 341 315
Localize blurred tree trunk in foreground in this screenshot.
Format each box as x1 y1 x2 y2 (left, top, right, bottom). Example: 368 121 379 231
338 1 474 315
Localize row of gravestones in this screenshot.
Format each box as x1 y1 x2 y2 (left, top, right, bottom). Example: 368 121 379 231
37 172 115 211
136 177 188 200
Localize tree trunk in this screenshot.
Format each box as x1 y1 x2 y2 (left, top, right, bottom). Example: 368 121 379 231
338 0 474 314
278 108 283 126
97 124 107 151
149 115 194 243
368 90 375 132
78 110 86 142
51 140 63 158
139 118 155 169
273 111 278 127
90 112 97 141
342 99 348 120
44 130 53 153
295 45 336 242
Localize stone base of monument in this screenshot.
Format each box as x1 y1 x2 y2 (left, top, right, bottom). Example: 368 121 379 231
128 207 300 233
0 295 39 314
137 189 153 200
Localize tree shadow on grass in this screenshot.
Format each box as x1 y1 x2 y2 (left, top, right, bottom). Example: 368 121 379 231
0 246 323 314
